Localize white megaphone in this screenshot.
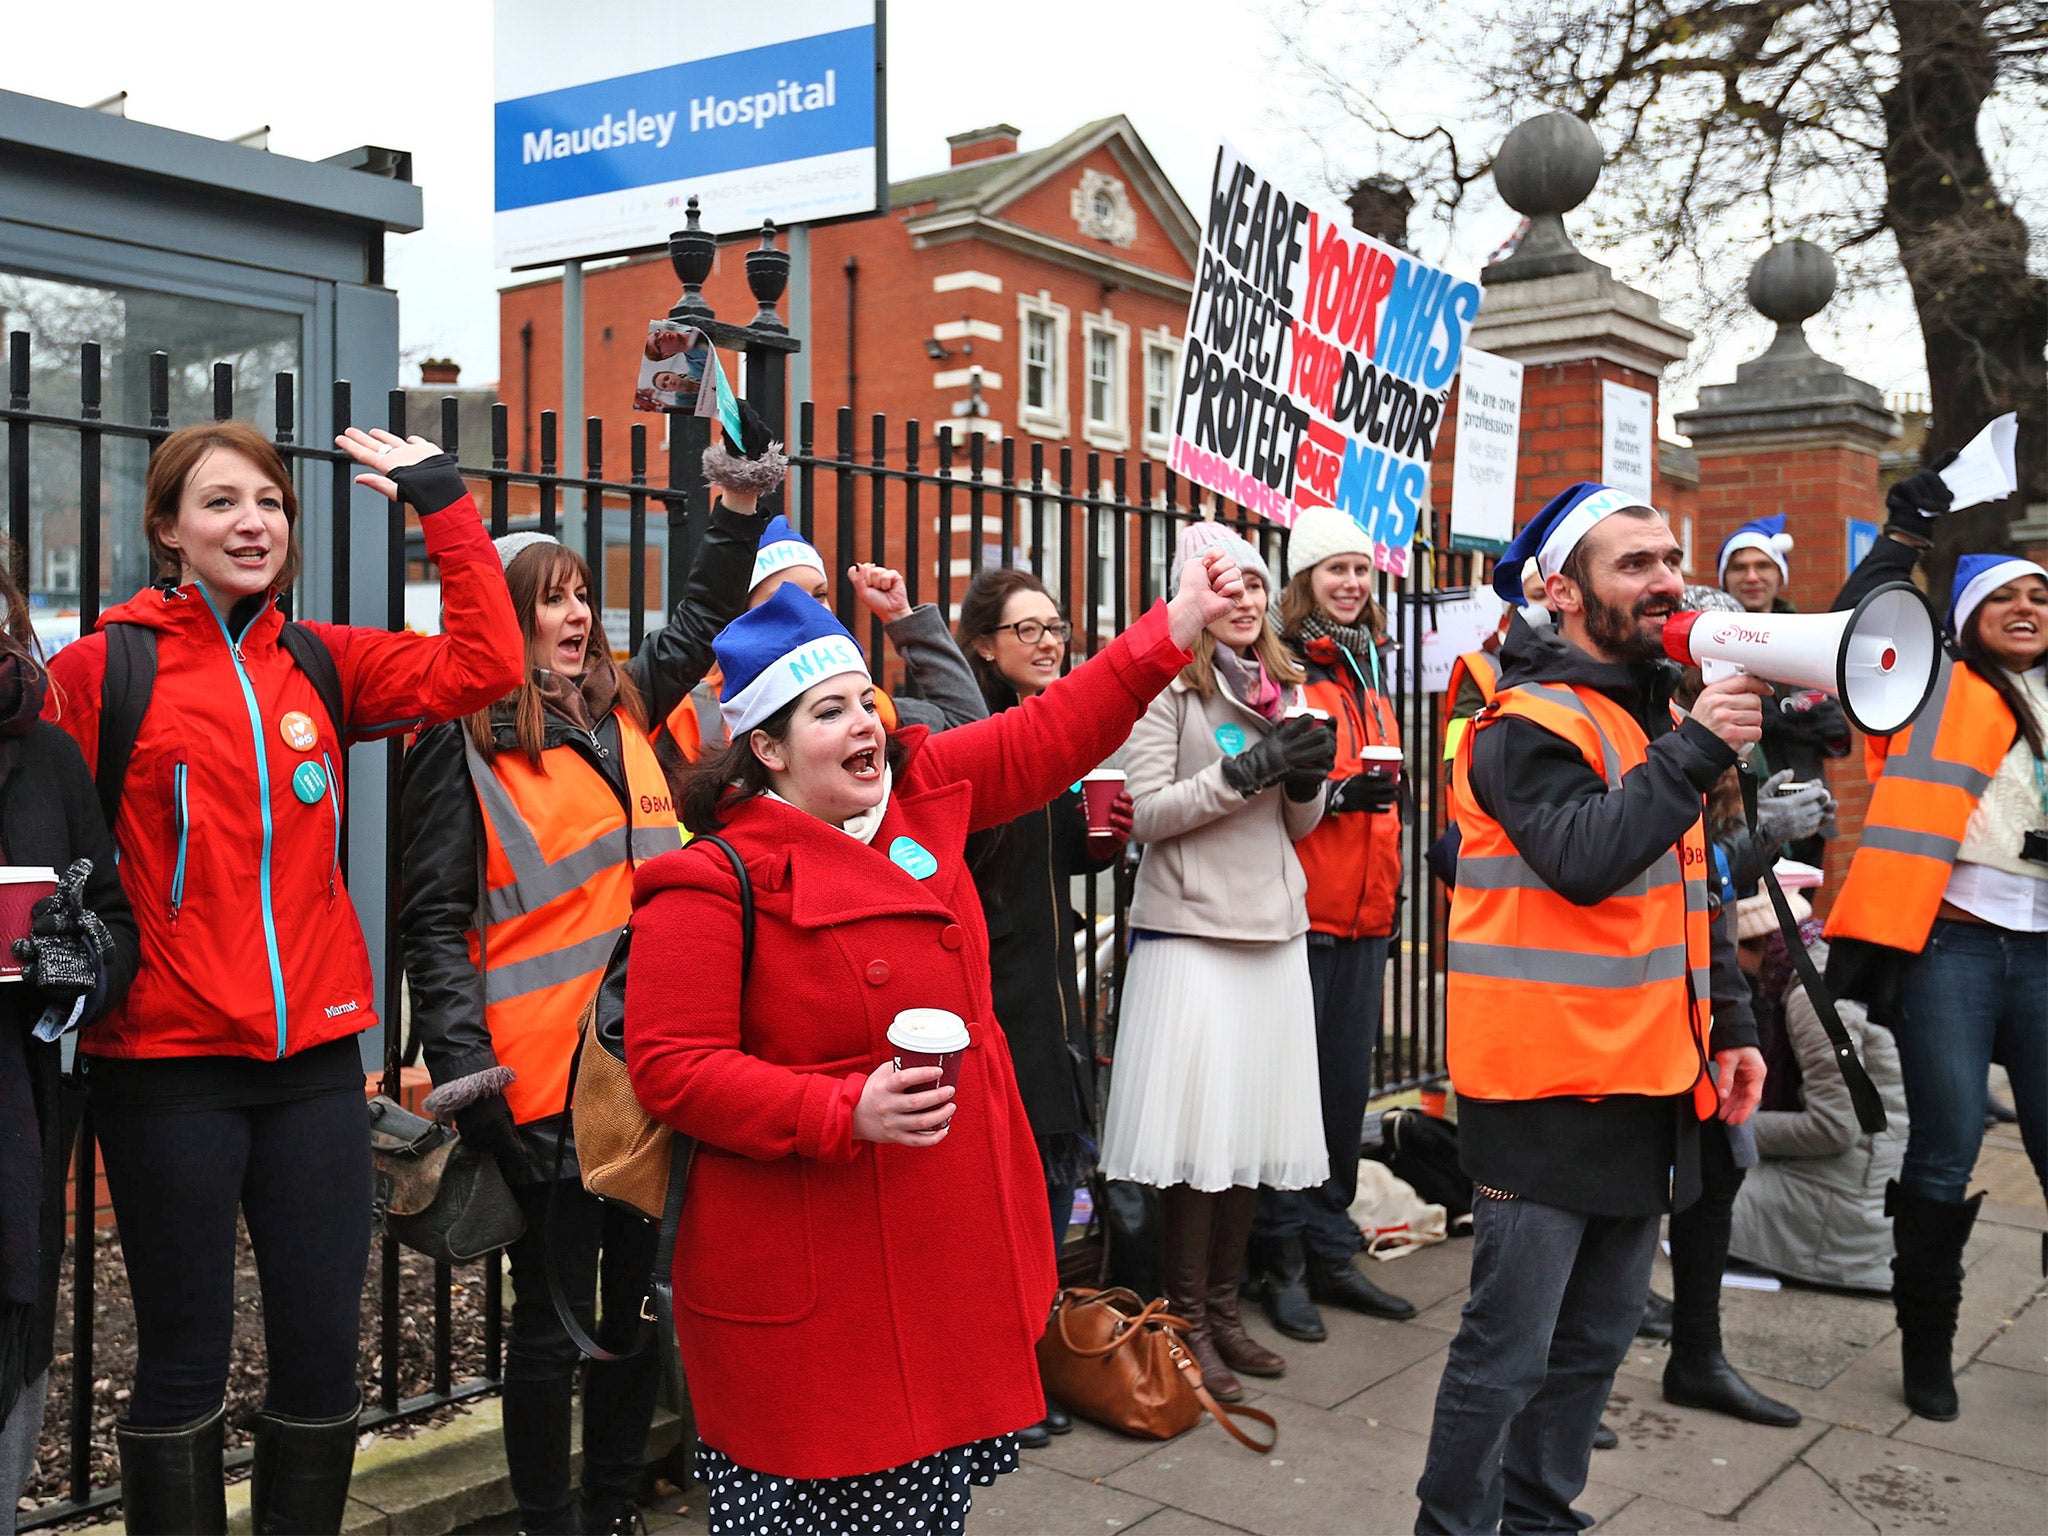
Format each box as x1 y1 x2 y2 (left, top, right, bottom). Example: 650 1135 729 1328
1661 581 1941 735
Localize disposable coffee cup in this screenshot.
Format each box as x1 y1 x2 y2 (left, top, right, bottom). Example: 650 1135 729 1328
1357 745 1404 784
1079 768 1127 839
1284 704 1333 727
0 867 57 983
887 1008 971 1093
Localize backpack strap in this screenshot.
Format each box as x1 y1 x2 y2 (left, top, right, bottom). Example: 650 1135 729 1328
278 621 347 741
96 622 158 834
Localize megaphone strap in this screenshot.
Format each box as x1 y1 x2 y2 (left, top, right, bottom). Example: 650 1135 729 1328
1737 765 1889 1136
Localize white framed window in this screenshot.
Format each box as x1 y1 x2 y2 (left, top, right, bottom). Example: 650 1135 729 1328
1017 292 1070 439
1080 312 1130 451
1141 331 1180 459
43 544 79 596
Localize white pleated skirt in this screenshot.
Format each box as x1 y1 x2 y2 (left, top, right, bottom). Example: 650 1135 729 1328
1101 933 1329 1193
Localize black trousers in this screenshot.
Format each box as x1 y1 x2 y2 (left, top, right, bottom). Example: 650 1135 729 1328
95 1087 370 1426
1666 1117 1744 1354
500 1177 660 1528
1416 1196 1659 1535
1252 933 1391 1266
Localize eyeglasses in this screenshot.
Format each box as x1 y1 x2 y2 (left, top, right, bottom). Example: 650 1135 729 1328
993 618 1071 646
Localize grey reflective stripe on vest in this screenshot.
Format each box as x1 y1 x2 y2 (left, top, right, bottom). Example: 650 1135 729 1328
1448 940 1693 988
1504 683 1623 786
481 827 632 924
479 925 621 1003
1861 823 1963 864
632 826 684 861
1457 848 1683 900
1882 661 1995 797
692 686 728 751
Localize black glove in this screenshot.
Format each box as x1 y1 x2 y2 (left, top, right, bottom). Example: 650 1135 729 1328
13 858 113 1003
1221 716 1335 798
1328 772 1399 814
387 452 470 516
1883 450 1957 541
457 1094 538 1186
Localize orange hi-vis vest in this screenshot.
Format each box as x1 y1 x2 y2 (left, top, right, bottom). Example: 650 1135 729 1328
461 718 685 1123
1441 650 1500 764
1827 658 2018 954
1447 682 1717 1119
663 671 899 765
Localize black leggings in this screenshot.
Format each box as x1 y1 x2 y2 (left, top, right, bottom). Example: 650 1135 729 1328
1667 1118 1745 1355
95 1088 371 1426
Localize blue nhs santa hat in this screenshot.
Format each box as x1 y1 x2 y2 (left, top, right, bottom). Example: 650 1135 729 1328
1948 554 2048 638
749 515 827 596
1717 515 1796 583
715 582 871 737
1492 483 1656 605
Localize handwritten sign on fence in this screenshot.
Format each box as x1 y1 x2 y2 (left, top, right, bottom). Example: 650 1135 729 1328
1170 141 1481 576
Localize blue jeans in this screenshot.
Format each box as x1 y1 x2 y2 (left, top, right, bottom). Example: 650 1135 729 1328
1893 919 2048 1204
1047 1176 1077 1250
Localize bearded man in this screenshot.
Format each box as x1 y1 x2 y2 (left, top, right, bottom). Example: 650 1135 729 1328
1414 484 1769 1535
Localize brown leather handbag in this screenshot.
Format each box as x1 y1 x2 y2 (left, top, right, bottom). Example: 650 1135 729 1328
1035 1288 1278 1452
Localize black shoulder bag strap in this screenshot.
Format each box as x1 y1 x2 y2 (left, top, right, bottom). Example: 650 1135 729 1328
544 833 753 1365
1737 764 1887 1133
278 621 347 742
96 622 157 832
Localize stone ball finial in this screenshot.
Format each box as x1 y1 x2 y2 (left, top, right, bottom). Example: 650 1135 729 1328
1492 112 1603 218
1746 240 1836 326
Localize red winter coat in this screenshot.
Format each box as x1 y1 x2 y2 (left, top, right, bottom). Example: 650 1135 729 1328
624 603 1190 1480
44 494 521 1060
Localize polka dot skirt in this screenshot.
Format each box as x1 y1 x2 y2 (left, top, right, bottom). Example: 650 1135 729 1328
695 1433 1020 1534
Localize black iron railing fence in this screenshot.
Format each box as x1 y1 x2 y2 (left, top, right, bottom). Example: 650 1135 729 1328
4 319 1470 1525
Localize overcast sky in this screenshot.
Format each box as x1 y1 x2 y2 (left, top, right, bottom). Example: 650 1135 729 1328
3 0 1968 432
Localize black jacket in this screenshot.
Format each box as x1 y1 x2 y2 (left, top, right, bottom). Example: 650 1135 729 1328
1458 613 1758 1217
2 721 139 1396
397 502 764 1163
965 695 1116 1152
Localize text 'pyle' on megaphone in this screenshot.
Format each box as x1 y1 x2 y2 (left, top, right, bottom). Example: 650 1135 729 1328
1662 581 1941 736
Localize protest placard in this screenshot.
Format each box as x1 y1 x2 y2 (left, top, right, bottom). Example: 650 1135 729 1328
1169 142 1481 577
1449 348 1523 552
1418 588 1506 693
1601 381 1655 506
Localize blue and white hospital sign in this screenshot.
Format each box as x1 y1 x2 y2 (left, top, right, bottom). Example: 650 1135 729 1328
493 1 881 267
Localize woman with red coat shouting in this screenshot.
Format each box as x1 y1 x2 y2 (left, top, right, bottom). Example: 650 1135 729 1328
45 421 520 1534
623 550 1246 1535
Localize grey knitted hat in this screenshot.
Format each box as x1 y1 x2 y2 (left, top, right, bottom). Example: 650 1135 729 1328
494 531 562 569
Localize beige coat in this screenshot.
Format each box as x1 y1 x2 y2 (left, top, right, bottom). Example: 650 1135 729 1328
1117 669 1323 943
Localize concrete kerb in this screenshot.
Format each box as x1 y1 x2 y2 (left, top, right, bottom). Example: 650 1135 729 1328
218 1400 684 1536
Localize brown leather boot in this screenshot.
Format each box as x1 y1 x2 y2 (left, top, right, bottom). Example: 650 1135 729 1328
1207 1185 1286 1380
1159 1184 1241 1402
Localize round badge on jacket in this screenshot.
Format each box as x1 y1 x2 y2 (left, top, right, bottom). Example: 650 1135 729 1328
291 760 328 805
1213 723 1247 754
888 836 938 880
280 711 319 752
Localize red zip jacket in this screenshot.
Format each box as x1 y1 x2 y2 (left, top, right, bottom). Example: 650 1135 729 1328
1292 633 1403 939
44 493 522 1060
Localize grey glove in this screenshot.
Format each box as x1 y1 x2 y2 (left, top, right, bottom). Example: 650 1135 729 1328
15 860 114 1041
1220 716 1335 799
1754 768 1835 850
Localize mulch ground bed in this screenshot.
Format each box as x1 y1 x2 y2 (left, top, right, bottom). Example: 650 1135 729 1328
25 1224 496 1523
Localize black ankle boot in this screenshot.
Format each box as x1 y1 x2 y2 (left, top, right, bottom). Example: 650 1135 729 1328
1662 1348 1802 1427
116 1404 228 1536
1309 1257 1417 1321
1042 1401 1072 1435
250 1396 360 1535
1255 1235 1326 1342
1890 1181 1983 1422
1636 1291 1674 1341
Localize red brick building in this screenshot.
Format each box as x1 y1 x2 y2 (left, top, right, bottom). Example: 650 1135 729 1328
498 117 1199 621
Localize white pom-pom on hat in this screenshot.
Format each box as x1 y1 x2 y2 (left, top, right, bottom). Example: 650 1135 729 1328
1770 532 1796 554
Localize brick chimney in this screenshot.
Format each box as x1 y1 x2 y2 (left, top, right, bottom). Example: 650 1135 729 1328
420 359 461 386
947 125 1020 166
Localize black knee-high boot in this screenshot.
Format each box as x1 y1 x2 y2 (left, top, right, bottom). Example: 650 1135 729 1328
116 1404 228 1536
1889 1180 1984 1422
249 1395 360 1535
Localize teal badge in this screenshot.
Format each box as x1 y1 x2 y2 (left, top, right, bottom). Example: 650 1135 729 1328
1213 723 1247 755
291 760 328 805
888 836 938 880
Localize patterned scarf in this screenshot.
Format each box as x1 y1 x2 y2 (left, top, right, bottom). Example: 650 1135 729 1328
1294 609 1386 692
1210 644 1284 721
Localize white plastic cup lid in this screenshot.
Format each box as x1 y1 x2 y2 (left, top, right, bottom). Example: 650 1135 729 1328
1356 746 1404 763
1081 768 1127 782
888 1008 970 1055
0 866 57 886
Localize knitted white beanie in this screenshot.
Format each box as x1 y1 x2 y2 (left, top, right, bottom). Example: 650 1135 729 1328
494 531 561 569
1286 505 1375 578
